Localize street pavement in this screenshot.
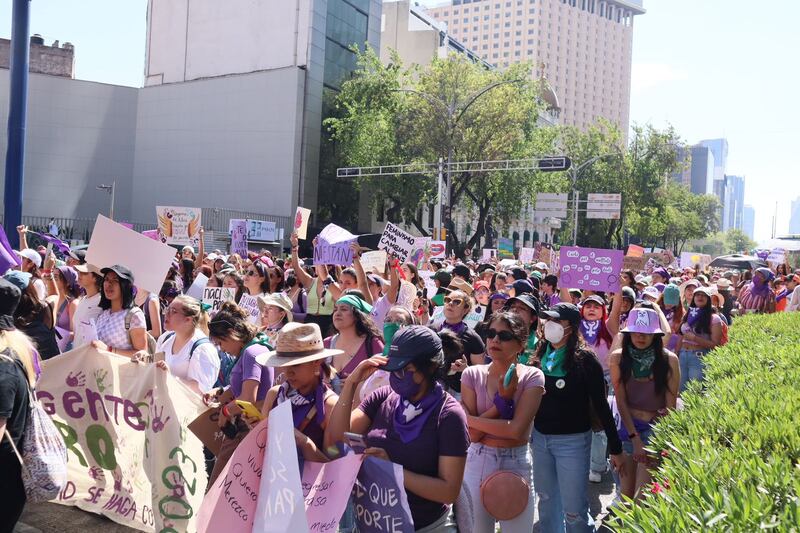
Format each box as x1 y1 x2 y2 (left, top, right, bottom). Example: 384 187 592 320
15 471 617 532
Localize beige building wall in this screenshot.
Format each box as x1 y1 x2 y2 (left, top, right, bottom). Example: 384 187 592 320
425 0 643 133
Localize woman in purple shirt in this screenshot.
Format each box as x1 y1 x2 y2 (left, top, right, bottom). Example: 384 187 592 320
205 301 274 483
327 326 469 532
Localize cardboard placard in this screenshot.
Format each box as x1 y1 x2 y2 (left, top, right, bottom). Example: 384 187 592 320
378 222 417 263
622 255 646 272
186 273 209 300
238 294 261 324
519 247 536 263
482 249 497 260
246 220 277 242
360 250 387 273
314 223 357 266
86 215 176 295
558 246 624 292
680 252 712 270
429 240 446 259
202 287 236 313
294 207 311 240
230 219 248 257
157 205 202 246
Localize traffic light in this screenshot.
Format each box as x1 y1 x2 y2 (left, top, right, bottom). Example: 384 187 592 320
536 157 572 172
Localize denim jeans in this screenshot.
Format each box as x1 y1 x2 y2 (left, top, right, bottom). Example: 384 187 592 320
590 373 612 474
679 349 707 391
463 443 535 533
532 429 595 533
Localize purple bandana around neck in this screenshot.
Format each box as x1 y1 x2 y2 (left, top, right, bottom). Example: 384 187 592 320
749 277 771 298
276 381 326 428
580 319 601 345
663 308 674 324
441 320 468 336
393 383 445 444
686 306 704 328
619 311 630 328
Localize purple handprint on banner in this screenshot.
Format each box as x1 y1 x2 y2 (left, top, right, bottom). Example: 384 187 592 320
151 404 172 433
66 371 86 387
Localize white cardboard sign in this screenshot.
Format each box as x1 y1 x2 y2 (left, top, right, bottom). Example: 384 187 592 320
378 222 416 262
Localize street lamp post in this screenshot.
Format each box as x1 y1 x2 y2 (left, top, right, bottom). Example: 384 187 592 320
97 181 115 220
570 153 622 245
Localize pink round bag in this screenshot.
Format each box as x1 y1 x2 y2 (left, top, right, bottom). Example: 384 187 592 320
479 470 530 521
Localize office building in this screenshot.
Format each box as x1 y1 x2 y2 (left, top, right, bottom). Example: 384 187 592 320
790 197 800 235
423 0 645 132
0 0 382 237
672 144 714 196
742 205 755 240
722 175 745 232
699 138 728 180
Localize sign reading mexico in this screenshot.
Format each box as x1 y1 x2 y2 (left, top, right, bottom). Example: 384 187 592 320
156 206 202 247
378 223 416 263
558 246 623 292
36 345 207 532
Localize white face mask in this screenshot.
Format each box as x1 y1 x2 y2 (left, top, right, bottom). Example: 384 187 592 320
544 321 566 344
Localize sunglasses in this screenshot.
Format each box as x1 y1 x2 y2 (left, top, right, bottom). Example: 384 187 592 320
444 297 464 306
486 328 517 342
244 270 258 276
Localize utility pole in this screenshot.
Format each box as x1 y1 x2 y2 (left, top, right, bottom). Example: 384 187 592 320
97 181 115 220
3 0 31 249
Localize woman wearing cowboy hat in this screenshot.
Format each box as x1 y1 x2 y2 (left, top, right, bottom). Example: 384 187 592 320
256 322 343 462
609 308 679 500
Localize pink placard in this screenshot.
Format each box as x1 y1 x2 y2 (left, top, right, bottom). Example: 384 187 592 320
302 454 364 531
142 229 160 241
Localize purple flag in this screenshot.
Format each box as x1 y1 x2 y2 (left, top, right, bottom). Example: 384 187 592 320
353 457 414 533
0 224 21 275
558 246 624 293
30 230 72 255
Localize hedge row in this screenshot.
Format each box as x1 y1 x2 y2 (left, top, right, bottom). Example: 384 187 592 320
609 312 800 532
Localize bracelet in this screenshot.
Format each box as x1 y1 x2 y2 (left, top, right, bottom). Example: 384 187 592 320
221 404 230 418
493 391 515 420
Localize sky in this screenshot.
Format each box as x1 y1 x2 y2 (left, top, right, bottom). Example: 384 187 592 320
1 0 798 242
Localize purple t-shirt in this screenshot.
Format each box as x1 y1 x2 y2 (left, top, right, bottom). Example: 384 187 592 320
229 344 274 401
358 386 469 529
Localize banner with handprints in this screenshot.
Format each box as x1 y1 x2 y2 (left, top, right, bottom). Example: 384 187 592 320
156 206 202 247
35 345 207 532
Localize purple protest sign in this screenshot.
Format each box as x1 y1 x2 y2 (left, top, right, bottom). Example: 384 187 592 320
142 229 160 241
353 457 414 533
230 219 248 257
0 224 21 275
558 246 623 293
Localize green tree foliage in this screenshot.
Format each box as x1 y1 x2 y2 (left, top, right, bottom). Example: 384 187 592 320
724 228 757 254
325 47 556 254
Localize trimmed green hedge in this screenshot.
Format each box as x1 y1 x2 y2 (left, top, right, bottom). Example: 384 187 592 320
610 313 800 532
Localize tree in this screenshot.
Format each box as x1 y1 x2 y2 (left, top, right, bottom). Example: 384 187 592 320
325 47 556 255
724 229 757 254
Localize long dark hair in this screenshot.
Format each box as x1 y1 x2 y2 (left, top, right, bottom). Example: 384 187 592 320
99 275 135 310
208 301 258 346
336 290 382 341
181 259 195 291
680 293 715 335
620 333 670 395
14 284 51 328
251 259 271 294
532 319 587 372
269 265 286 293
223 272 246 303
488 311 530 346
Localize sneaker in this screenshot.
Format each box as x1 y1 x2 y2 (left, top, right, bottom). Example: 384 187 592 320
589 470 602 483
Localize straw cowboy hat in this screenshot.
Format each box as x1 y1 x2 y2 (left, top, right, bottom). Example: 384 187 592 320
256 322 343 367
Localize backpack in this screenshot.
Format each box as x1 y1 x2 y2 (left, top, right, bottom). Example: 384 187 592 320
162 332 212 359
1 350 68 502
125 308 157 358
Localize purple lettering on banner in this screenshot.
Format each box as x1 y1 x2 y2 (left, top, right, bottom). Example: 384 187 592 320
352 457 414 533
313 239 355 266
230 219 248 257
558 246 623 293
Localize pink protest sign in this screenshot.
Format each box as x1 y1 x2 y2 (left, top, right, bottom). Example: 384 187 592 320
558 246 623 292
302 454 364 531
197 418 269 532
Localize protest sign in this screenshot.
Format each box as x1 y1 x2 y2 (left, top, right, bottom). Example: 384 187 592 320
408 237 431 268
86 215 176 295
247 220 277 242
254 401 309 533
626 244 645 258
187 408 226 456
680 252 712 270
429 240 446 259
294 207 311 240
519 247 536 263
378 223 416 262
314 224 357 266
198 418 269 532
302 454 363 532
360 250 387 273
186 273 208 300
37 345 207 532
156 206 202 247
353 458 414 533
229 219 248 257
622 255 646 272
202 287 236 313
498 237 514 259
141 229 159 241
767 248 786 264
558 246 623 292
419 270 438 299
482 249 497 260
238 294 261 324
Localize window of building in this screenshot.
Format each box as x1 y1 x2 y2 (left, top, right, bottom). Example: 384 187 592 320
504 41 510 47
484 14 490 20
505 21 511 26
493 43 499 48
483 44 489 49
515 50 521 56
516 20 522 25
504 51 509 57
515 40 521 45
493 52 499 58
505 31 511 36
527 38 533 44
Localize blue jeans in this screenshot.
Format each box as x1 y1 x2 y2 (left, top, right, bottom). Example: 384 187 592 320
590 373 611 474
679 349 707 391
532 430 595 533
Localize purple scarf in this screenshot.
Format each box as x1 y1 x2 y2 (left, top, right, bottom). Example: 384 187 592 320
276 381 326 428
580 319 601 345
393 383 445 444
441 321 468 336
619 311 629 328
749 269 773 298
663 308 674 324
686 307 704 328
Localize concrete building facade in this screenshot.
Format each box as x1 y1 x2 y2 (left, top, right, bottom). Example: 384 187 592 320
0 35 75 78
672 144 714 196
423 0 644 132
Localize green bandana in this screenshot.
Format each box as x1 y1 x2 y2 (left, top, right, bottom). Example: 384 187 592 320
542 344 567 377
629 346 656 379
518 334 538 365
337 294 374 315
244 332 273 352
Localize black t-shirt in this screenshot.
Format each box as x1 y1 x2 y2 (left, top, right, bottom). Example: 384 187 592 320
533 347 622 455
0 350 30 457
441 327 486 392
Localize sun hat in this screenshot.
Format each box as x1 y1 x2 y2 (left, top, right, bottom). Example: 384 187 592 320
74 263 102 275
679 279 700 295
17 248 42 268
473 280 490 291
448 277 474 296
0 277 21 331
534 262 549 271
642 286 660 300
257 293 294 322
662 284 681 306
383 325 443 372
715 278 732 291
56 265 79 293
3 270 32 291
620 308 664 335
256 322 343 367
539 302 581 325
68 249 87 264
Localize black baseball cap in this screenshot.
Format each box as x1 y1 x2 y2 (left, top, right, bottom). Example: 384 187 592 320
0 277 21 331
433 269 453 286
100 264 135 283
506 293 540 316
512 279 534 296
539 302 581 325
510 267 528 281
383 326 443 372
452 264 472 281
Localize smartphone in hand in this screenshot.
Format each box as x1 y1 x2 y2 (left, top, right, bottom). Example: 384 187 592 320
344 431 367 454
